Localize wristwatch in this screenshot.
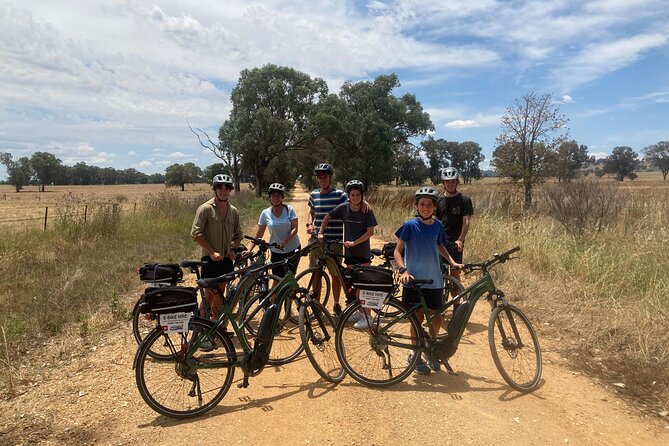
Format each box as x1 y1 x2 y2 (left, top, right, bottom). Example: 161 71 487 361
398 267 407 274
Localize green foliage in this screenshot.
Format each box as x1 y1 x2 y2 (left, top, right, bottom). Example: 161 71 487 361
552 140 589 182
643 141 669 180
221 64 328 196
30 151 64 192
315 74 433 188
0 153 32 192
493 92 569 210
603 146 640 181
421 138 485 184
393 144 429 185
165 163 203 191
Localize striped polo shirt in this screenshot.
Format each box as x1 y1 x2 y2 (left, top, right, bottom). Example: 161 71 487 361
309 188 347 241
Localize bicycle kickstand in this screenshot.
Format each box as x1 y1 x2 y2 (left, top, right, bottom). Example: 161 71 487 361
237 374 250 389
443 360 458 376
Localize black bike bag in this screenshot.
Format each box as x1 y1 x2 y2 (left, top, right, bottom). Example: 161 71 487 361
382 242 397 259
138 286 197 314
138 263 183 284
351 266 394 291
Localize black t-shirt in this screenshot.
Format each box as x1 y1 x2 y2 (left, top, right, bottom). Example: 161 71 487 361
329 203 377 259
436 193 473 242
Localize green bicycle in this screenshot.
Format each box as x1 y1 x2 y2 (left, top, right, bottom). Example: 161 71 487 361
335 246 542 392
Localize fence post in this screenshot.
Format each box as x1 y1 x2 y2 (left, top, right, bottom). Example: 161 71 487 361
44 207 48 231
84 205 88 223
133 202 137 214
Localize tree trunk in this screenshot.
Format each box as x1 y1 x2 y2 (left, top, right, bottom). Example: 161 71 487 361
663 170 667 180
181 184 185 191
233 157 241 192
523 180 532 212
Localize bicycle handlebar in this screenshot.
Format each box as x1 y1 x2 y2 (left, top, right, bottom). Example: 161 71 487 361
405 278 434 287
463 246 521 272
244 235 280 249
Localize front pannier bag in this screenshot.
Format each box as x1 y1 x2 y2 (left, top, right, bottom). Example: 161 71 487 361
138 263 183 284
351 266 394 291
138 286 197 314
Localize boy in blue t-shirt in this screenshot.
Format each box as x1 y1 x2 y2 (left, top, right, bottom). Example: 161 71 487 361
394 187 464 375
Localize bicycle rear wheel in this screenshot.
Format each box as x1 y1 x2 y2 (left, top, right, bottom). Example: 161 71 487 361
135 319 236 418
336 300 421 387
488 304 542 392
133 299 186 361
299 299 345 383
442 274 464 306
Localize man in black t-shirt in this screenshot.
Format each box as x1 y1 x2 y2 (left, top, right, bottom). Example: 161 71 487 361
436 167 473 282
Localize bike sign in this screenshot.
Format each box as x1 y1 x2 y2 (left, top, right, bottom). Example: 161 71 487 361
359 289 386 309
159 312 191 333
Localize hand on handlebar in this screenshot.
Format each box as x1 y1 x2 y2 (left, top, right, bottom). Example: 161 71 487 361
399 270 414 285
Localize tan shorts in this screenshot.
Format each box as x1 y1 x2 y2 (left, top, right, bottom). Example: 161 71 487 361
308 237 344 268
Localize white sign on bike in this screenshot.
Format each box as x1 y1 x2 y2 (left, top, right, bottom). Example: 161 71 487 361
159 312 191 333
359 289 386 309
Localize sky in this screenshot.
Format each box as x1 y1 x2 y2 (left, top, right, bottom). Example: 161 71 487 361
1 0 668 178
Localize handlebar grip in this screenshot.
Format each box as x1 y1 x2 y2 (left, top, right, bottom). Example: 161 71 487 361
505 246 521 256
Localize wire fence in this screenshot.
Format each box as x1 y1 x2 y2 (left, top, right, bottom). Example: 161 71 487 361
0 202 141 230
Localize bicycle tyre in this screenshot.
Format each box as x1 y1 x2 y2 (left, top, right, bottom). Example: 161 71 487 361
299 299 345 383
488 304 542 392
133 298 186 361
295 268 331 309
135 318 236 418
442 274 464 307
336 300 421 387
239 291 304 365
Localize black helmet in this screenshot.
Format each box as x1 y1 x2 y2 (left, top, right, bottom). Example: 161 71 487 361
345 179 364 194
268 183 286 196
313 163 334 175
212 174 233 188
415 186 440 204
441 167 460 181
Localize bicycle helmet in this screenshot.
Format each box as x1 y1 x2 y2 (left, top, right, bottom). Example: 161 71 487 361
268 183 286 196
415 186 440 204
441 167 460 181
345 179 364 194
313 163 334 175
212 174 233 188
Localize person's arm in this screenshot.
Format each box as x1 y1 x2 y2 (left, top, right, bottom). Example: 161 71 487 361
394 239 413 284
318 214 331 241
439 244 463 270
229 210 243 260
455 215 470 252
191 206 221 261
194 236 221 261
282 218 298 250
344 226 375 248
248 225 267 253
306 196 316 234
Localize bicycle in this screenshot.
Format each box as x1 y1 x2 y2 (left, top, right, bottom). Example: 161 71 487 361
133 255 343 418
335 246 542 392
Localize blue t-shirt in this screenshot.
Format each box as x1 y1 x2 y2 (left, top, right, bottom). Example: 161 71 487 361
309 188 347 240
394 218 447 289
258 205 301 254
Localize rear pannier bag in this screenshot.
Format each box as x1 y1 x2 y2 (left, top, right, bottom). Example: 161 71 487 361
138 263 183 284
138 286 197 314
351 266 394 291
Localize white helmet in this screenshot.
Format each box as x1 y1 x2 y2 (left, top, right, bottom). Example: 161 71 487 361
441 167 460 181
415 186 440 204
212 174 233 188
268 183 286 196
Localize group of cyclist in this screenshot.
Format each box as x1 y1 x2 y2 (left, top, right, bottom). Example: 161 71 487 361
190 162 473 374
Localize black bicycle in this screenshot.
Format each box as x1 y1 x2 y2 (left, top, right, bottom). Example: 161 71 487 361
335 246 542 392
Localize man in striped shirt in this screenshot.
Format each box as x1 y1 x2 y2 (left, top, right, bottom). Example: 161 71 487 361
306 163 347 316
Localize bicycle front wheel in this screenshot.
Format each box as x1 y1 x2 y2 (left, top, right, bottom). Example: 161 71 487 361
336 300 421 387
295 268 331 308
299 299 345 383
135 319 236 418
488 304 542 392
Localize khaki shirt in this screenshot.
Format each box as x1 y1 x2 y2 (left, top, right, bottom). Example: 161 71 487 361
190 198 243 257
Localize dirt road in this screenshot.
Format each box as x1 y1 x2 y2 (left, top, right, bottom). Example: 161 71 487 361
2 190 668 445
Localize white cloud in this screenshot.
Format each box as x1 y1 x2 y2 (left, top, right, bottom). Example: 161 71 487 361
167 151 190 159
590 151 609 160
562 95 574 103
135 160 153 168
128 151 137 156
446 120 480 129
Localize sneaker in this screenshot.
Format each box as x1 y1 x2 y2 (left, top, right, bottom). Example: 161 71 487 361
353 315 370 329
407 353 431 375
424 351 441 372
333 303 343 318
347 311 363 324
199 339 214 352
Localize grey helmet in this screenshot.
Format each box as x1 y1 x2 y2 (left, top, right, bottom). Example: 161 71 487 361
268 183 286 196
313 163 334 175
441 166 460 181
345 179 364 194
212 174 233 188
415 186 440 204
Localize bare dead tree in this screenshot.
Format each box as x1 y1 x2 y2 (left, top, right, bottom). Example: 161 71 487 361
187 119 241 191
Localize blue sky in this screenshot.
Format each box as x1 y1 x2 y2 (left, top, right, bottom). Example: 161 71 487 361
1 0 667 177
